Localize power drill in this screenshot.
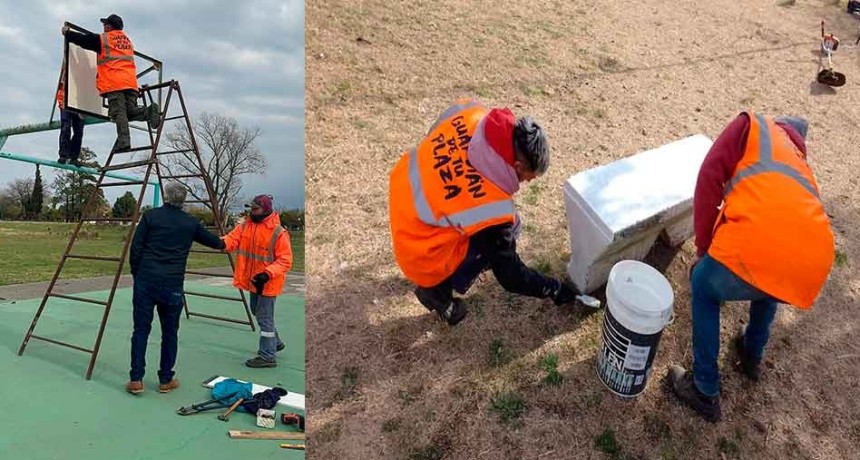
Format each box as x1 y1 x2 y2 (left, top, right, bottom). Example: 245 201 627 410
281 412 305 431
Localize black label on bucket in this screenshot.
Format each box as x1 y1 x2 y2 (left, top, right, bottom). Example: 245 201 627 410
596 308 664 397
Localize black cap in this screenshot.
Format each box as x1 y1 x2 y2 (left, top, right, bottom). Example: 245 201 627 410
100 14 123 30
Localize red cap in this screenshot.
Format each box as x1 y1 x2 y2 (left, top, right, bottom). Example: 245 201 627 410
245 194 273 214
483 108 516 166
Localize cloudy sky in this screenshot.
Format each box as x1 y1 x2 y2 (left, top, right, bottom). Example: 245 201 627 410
0 0 305 210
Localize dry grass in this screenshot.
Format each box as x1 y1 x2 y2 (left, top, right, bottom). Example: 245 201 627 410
306 0 860 458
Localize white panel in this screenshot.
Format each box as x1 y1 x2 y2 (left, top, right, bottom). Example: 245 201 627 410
66 42 109 118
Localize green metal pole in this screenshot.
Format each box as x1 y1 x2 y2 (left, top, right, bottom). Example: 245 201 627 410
0 151 156 184
0 152 159 208
0 118 108 140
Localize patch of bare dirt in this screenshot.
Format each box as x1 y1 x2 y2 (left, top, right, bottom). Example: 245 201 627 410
306 1 860 458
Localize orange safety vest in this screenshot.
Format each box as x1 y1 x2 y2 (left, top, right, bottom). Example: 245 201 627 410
708 113 834 308
96 30 138 95
57 87 64 109
222 213 293 297
389 99 517 287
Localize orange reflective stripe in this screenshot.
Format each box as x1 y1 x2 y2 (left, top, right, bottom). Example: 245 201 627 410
97 32 134 65
268 226 283 261
724 114 820 199
407 146 515 228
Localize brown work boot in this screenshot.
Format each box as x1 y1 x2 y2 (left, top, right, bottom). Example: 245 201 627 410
666 365 721 423
158 379 180 393
733 325 762 382
125 380 144 395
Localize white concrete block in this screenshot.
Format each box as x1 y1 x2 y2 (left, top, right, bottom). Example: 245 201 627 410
564 135 713 293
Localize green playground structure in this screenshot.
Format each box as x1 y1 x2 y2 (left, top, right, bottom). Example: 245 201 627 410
0 149 161 207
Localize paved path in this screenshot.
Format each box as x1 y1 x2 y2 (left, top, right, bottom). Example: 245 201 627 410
0 268 306 302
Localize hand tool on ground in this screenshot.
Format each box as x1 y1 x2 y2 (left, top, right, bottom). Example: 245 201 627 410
817 20 846 87
576 294 601 309
227 430 305 440
218 398 245 421
280 444 305 450
281 412 305 431
176 391 238 416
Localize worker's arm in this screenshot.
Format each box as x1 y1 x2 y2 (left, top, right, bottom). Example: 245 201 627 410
193 220 226 250
63 28 101 53
129 213 149 275
472 223 564 299
693 114 749 257
264 229 293 278
221 223 244 252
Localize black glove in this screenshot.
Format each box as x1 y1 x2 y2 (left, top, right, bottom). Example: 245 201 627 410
218 239 226 250
251 272 270 293
548 278 577 306
242 387 287 413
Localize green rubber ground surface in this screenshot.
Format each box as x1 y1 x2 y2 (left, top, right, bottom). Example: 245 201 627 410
0 281 305 460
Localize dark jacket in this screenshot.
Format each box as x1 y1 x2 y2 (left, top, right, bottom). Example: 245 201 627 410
469 223 557 298
129 204 224 289
65 30 101 53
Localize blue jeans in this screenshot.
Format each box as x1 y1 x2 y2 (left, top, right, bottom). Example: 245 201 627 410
250 293 284 360
130 278 184 384
58 109 84 160
691 254 779 397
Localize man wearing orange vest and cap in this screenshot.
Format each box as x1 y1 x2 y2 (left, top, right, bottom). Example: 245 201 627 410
668 113 835 422
56 74 85 167
61 14 160 154
389 98 577 326
222 194 294 368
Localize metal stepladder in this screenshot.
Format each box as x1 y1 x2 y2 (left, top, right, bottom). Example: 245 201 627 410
17 80 255 379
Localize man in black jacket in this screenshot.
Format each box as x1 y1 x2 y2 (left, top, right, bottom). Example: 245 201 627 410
126 182 224 395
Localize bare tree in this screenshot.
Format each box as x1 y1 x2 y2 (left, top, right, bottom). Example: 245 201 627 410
162 112 266 223
7 178 34 211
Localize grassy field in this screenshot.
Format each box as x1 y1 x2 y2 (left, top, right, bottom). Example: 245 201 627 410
306 0 860 458
0 221 304 286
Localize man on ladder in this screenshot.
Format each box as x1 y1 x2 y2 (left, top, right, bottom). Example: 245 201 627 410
61 14 160 153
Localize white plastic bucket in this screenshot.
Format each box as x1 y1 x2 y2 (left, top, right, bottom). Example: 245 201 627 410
596 260 674 397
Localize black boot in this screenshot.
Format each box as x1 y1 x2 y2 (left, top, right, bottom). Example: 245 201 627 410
245 356 277 368
414 286 467 326
733 325 761 381
667 365 721 423
147 103 161 129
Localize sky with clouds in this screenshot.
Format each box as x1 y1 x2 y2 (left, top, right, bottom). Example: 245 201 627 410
0 0 305 210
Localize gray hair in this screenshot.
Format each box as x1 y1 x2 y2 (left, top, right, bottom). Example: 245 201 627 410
513 116 550 175
163 182 187 207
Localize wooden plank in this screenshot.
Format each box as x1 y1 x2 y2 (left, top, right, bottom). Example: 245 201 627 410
280 444 305 450
227 430 304 440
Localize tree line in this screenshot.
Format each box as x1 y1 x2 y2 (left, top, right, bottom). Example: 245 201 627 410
0 112 302 228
